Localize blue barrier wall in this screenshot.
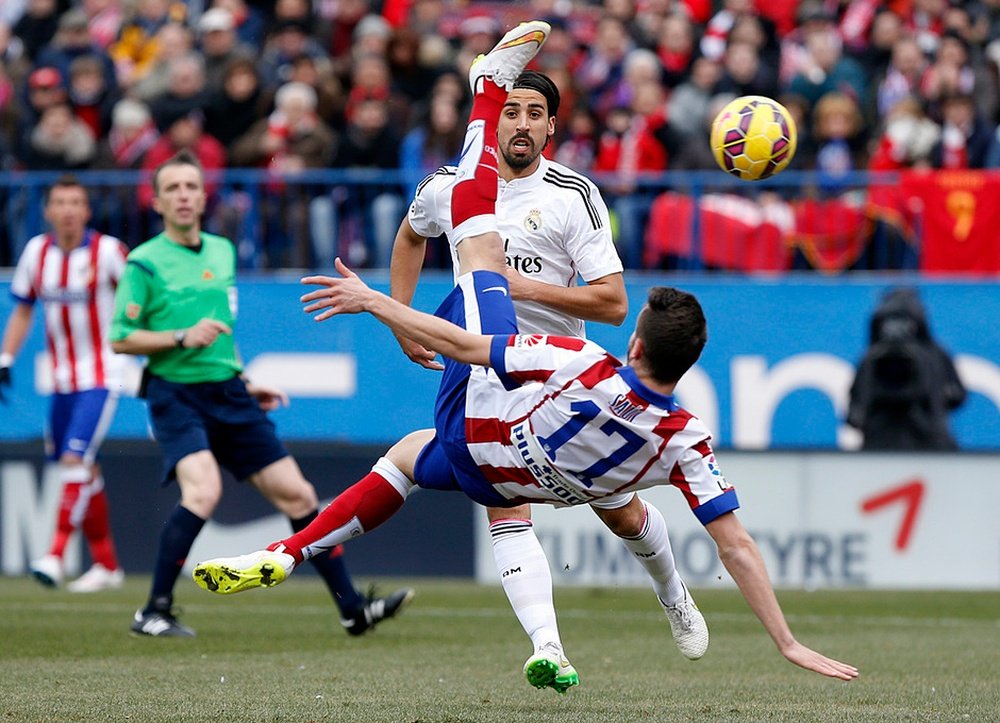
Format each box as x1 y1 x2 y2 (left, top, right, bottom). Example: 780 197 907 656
2 271 998 449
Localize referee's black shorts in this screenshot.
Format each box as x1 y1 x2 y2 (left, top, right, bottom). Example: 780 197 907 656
146 374 288 484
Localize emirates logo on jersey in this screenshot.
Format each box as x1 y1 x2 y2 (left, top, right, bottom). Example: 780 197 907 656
202 269 214 280
523 209 542 231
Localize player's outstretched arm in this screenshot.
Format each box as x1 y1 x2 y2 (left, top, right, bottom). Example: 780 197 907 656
705 512 860 681
301 258 493 368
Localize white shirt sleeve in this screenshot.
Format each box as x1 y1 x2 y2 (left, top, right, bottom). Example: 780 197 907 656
10 237 42 303
562 181 623 282
101 236 129 285
407 171 448 239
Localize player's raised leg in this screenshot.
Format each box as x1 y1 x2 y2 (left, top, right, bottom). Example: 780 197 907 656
451 20 549 275
194 434 423 610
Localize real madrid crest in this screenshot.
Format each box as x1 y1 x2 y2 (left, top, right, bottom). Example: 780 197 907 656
524 209 542 232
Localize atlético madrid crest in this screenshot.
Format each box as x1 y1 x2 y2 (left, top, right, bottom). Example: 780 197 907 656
524 209 542 231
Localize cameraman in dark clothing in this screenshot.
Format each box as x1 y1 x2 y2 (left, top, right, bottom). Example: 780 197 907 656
848 288 966 450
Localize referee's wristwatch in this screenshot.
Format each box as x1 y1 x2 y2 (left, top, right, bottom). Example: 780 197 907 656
174 329 187 349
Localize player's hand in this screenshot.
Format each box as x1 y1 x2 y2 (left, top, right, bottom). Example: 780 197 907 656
0 364 10 404
301 257 373 321
503 267 531 301
780 640 859 681
394 333 444 371
184 319 232 348
245 382 289 412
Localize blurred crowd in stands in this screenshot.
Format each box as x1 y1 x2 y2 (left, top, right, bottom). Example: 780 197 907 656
2 0 1000 270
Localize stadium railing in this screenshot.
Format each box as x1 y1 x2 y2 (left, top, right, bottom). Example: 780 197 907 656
0 168 919 273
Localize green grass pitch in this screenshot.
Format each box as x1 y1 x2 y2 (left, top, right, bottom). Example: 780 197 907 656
2 577 998 722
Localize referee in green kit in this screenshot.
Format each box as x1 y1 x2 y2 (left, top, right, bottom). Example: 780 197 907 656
111 150 413 637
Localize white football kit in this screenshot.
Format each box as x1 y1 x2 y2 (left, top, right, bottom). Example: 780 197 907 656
465 332 739 524
408 155 623 337
10 231 129 394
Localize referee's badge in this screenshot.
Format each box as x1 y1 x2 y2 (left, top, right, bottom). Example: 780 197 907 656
524 209 542 232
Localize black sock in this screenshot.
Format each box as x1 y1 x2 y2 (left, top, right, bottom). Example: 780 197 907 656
146 505 205 612
290 510 364 614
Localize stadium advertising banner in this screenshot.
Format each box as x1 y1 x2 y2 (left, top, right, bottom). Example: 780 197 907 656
0 273 998 449
473 452 1000 590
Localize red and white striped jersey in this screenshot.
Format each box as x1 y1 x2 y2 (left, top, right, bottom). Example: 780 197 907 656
466 334 738 523
10 231 129 394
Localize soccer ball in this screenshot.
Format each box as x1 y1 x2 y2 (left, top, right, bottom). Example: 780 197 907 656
710 96 797 181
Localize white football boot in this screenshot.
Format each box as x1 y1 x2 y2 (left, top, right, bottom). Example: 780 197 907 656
468 20 550 93
67 563 125 593
660 582 710 660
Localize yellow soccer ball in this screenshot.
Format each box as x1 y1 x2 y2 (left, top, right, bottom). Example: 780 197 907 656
710 95 797 181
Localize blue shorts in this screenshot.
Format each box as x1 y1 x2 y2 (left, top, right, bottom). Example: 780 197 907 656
47 388 117 463
413 270 520 508
146 374 288 484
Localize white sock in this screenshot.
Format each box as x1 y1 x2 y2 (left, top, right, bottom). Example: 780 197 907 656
490 519 560 651
617 500 686 605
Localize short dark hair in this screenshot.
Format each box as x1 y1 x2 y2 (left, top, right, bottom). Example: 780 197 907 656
512 70 560 118
637 287 707 384
44 174 87 204
152 150 203 195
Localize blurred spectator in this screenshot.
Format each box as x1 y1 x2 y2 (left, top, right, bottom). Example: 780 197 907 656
82 0 124 50
811 92 866 177
231 80 336 172
399 92 462 192
324 0 368 74
387 26 437 123
669 92 734 171
575 15 634 119
875 35 927 119
258 18 325 90
67 54 117 139
903 0 949 56
848 287 966 451
700 0 759 61
278 53 344 129
779 1 838 86
197 7 253 91
16 65 68 142
453 14 501 75
352 14 392 59
654 11 696 89
129 22 193 101
787 26 868 109
869 96 940 171
714 39 780 99
108 0 179 88
211 0 266 47
149 52 210 132
851 6 905 81
594 82 670 267
204 57 268 149
553 104 599 173
666 57 722 139
10 0 61 62
930 92 992 168
231 81 337 267
137 109 225 209
94 97 158 169
21 102 96 169
37 7 117 91
332 91 403 266
920 31 996 123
